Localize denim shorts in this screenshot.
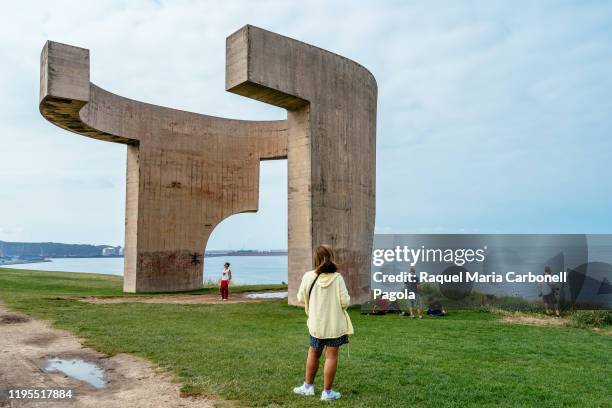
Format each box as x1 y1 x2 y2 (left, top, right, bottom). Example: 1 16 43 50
309 334 349 348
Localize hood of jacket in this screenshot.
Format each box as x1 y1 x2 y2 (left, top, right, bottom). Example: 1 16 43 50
315 271 341 287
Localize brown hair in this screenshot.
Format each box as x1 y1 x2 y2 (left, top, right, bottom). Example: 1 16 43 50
313 244 338 274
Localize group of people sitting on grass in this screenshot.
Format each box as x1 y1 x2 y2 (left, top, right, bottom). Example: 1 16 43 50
401 265 562 318
402 267 446 318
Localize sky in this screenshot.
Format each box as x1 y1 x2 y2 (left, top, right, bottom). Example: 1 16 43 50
1 0 611 249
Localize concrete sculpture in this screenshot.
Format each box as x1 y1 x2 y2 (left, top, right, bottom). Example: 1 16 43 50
39 25 376 304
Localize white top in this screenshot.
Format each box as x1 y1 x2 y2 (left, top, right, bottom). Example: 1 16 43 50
221 268 231 281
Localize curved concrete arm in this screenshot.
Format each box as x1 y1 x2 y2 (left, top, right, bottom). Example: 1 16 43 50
40 41 138 145
39 40 288 155
226 25 377 110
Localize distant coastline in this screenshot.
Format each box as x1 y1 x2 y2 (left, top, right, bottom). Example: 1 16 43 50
206 250 288 257
0 259 52 266
0 240 124 260
0 254 125 267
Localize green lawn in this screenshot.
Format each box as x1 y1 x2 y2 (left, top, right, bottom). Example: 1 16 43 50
0 268 610 407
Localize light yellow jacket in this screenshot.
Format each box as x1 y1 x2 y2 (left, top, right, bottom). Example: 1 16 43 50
297 270 354 339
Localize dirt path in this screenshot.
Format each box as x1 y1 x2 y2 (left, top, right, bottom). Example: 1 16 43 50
0 304 216 408
79 291 287 305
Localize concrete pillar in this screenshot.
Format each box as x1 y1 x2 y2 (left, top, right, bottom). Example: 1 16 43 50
226 26 377 304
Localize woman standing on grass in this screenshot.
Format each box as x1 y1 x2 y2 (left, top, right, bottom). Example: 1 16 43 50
293 245 353 401
219 262 231 301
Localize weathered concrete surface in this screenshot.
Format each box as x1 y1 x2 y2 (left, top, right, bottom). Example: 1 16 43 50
39 25 376 304
227 26 377 304
39 41 288 293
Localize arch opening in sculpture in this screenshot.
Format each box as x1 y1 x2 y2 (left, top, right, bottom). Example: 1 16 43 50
204 159 288 285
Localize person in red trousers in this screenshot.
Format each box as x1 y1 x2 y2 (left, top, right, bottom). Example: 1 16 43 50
219 262 232 301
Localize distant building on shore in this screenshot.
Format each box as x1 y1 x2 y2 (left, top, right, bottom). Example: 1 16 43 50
102 246 123 256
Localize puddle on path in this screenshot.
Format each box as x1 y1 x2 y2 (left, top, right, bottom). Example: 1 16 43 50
242 291 288 299
44 357 107 389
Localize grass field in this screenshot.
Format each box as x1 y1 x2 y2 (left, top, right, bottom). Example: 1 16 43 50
0 267 610 407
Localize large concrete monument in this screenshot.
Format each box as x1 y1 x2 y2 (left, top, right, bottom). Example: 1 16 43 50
39 25 376 304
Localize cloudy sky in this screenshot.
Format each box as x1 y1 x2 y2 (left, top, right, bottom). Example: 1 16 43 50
1 0 611 249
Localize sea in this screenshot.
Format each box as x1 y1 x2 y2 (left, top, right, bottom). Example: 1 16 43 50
7 255 289 285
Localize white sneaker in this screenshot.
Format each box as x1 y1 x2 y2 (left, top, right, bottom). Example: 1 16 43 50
321 389 341 400
293 383 314 396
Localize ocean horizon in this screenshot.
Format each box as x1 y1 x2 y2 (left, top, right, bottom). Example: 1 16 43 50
6 255 289 285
